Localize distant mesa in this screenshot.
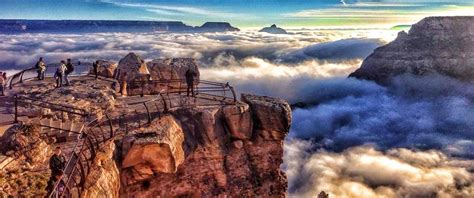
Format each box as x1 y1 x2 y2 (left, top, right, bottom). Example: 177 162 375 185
195 22 240 32
0 19 240 34
259 24 288 34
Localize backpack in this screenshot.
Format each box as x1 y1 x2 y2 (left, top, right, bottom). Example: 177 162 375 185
66 63 74 74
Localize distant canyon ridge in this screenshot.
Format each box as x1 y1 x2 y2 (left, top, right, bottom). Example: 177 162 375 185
0 19 240 33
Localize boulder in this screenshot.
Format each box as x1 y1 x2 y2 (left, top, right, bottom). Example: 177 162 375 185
350 16 474 84
116 52 150 82
97 60 117 78
241 94 291 140
121 115 185 185
147 58 200 82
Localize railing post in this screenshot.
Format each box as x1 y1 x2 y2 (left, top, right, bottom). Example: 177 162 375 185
19 71 24 83
14 95 18 123
143 102 151 124
227 83 237 102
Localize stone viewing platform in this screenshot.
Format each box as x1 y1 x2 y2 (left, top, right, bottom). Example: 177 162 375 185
0 52 291 197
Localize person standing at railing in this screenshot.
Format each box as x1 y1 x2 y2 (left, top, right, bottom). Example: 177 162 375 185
93 60 100 79
185 67 197 97
65 58 74 86
35 57 46 80
0 72 5 96
54 61 67 88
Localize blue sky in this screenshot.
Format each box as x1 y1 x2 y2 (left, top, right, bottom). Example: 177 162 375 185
1 0 474 28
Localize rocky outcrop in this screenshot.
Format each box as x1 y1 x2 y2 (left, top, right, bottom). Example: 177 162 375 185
82 140 120 198
0 124 52 197
121 115 185 185
116 52 150 82
11 77 117 120
126 57 203 95
350 17 474 83
97 60 118 78
147 58 200 82
119 94 291 197
241 94 291 140
259 24 288 34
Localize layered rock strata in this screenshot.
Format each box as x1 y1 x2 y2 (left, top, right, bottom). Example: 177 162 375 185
119 94 291 197
350 16 474 83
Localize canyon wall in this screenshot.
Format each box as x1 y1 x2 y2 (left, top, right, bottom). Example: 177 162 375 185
350 16 474 83
118 94 291 197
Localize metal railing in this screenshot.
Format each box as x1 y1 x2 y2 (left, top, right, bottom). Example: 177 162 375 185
8 64 93 89
126 79 237 104
13 95 90 123
50 94 170 197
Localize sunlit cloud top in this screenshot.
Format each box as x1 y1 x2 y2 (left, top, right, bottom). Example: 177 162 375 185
0 0 473 28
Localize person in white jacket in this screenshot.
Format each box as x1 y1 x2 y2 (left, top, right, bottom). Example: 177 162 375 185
55 60 67 88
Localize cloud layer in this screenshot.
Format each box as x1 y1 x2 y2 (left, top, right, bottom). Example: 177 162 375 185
284 141 474 197
291 74 474 158
0 29 394 73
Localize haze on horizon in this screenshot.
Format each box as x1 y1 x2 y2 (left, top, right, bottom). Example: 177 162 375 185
1 0 474 28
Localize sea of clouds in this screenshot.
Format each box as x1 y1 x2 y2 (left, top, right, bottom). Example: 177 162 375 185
0 29 472 197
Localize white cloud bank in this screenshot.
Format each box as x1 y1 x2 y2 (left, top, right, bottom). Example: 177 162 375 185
284 141 474 197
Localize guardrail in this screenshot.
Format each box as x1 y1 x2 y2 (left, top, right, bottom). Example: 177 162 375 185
127 79 237 103
8 64 93 89
13 95 90 123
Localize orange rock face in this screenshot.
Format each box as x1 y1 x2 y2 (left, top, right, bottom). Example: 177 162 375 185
121 115 185 185
119 94 291 197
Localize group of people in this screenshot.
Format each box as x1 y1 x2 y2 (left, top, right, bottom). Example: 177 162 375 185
33 57 198 97
35 57 75 87
0 72 7 96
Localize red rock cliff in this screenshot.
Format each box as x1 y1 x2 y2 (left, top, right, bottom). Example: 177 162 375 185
118 94 291 197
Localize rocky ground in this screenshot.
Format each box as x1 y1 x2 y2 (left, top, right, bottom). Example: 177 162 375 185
0 124 52 197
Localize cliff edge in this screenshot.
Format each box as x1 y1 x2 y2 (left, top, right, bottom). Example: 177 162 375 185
349 16 474 83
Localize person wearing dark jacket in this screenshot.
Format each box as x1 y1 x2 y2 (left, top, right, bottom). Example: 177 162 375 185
49 146 66 178
65 59 74 86
0 72 5 96
92 60 99 79
185 68 197 97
